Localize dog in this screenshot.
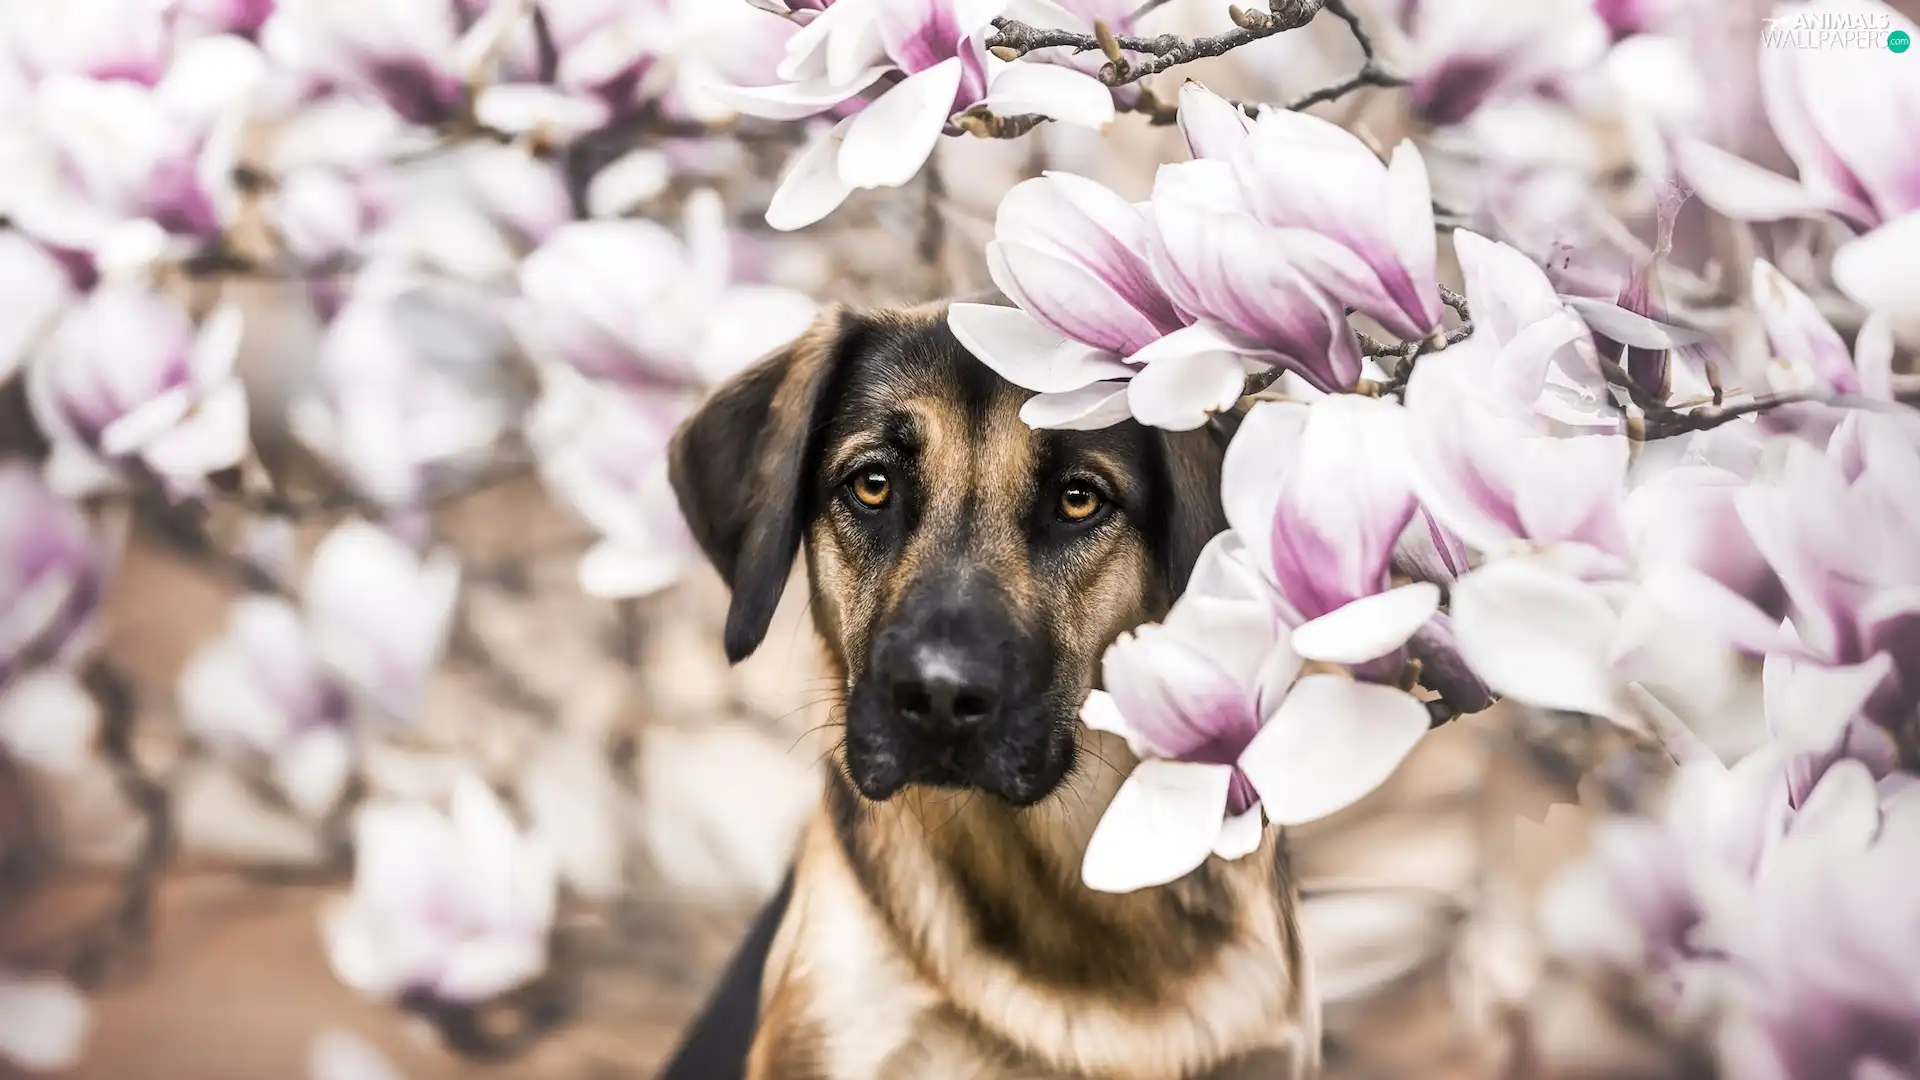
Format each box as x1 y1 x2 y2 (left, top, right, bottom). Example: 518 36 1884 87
661 302 1318 1080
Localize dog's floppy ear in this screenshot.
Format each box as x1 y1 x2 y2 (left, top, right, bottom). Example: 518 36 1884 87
669 305 859 664
1150 408 1243 598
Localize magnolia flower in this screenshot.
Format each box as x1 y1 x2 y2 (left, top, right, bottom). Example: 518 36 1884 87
515 191 820 389
1390 0 1609 126
1731 419 1920 751
525 363 700 600
1543 754 1920 1080
471 0 680 141
1142 161 1364 409
290 271 517 507
0 1 171 84
0 971 89 1072
946 172 1192 430
5 32 265 263
710 0 1115 230
260 0 481 125
1675 1 1920 232
324 774 557 1003
270 165 392 266
0 464 104 775
172 0 280 41
303 520 460 724
1078 574 1430 893
1218 399 1438 669
456 142 573 249
0 465 102 688
0 235 73 387
1178 83 1445 343
177 596 357 819
1751 259 1894 401
1403 232 1627 562
26 289 248 497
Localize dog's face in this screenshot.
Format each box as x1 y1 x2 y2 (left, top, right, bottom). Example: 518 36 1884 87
670 304 1231 806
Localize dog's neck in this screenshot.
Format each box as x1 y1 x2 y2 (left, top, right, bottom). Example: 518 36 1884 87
818 729 1313 1077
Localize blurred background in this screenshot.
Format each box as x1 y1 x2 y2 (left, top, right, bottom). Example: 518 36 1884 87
1 0 1910 1077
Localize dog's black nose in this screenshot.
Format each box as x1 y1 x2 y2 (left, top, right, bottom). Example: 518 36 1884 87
890 648 998 736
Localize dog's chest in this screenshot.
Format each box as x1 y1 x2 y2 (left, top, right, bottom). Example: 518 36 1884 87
752 818 1312 1080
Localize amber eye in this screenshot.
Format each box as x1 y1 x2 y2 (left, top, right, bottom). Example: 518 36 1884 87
850 469 892 508
1059 484 1103 522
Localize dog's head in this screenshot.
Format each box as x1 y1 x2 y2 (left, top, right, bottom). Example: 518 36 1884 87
670 304 1233 806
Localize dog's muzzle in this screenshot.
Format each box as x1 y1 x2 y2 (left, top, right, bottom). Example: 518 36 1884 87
843 583 1070 805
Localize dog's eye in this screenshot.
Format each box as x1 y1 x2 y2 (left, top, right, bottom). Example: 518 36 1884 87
849 469 892 509
1058 484 1104 522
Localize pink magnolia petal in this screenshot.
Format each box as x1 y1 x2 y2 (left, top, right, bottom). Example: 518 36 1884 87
1751 258 1860 396
989 239 1168 357
1220 400 1307 575
1177 80 1253 160
946 302 1135 393
1081 759 1233 893
1289 583 1440 666
1238 675 1428 827
838 57 964 189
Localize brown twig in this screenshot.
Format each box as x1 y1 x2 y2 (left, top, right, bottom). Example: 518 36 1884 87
987 0 1328 86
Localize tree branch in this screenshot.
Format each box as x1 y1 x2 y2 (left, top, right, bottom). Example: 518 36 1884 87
987 0 1327 86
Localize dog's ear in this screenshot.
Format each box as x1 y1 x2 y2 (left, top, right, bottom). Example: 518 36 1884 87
1150 408 1243 597
669 305 860 664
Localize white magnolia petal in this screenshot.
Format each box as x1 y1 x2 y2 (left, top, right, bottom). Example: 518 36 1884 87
1761 652 1894 757
1018 384 1134 430
1672 138 1840 223
1124 333 1248 431
766 116 859 231
1213 805 1266 860
1449 559 1628 720
310 1030 407 1080
1081 759 1233 894
585 149 671 218
983 62 1114 130
1079 687 1147 757
474 85 612 140
577 540 690 600
1289 583 1440 665
1833 212 1920 324
1786 759 1880 854
0 972 89 1072
140 379 251 481
98 388 192 457
435 938 546 1002
1238 675 1428 827
1178 80 1253 160
703 68 887 121
947 302 1136 392
838 57 964 190
0 669 100 774
1563 296 1710 350
190 304 246 385
274 727 354 821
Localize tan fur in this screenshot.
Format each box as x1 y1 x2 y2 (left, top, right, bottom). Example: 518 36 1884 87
684 304 1317 1080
